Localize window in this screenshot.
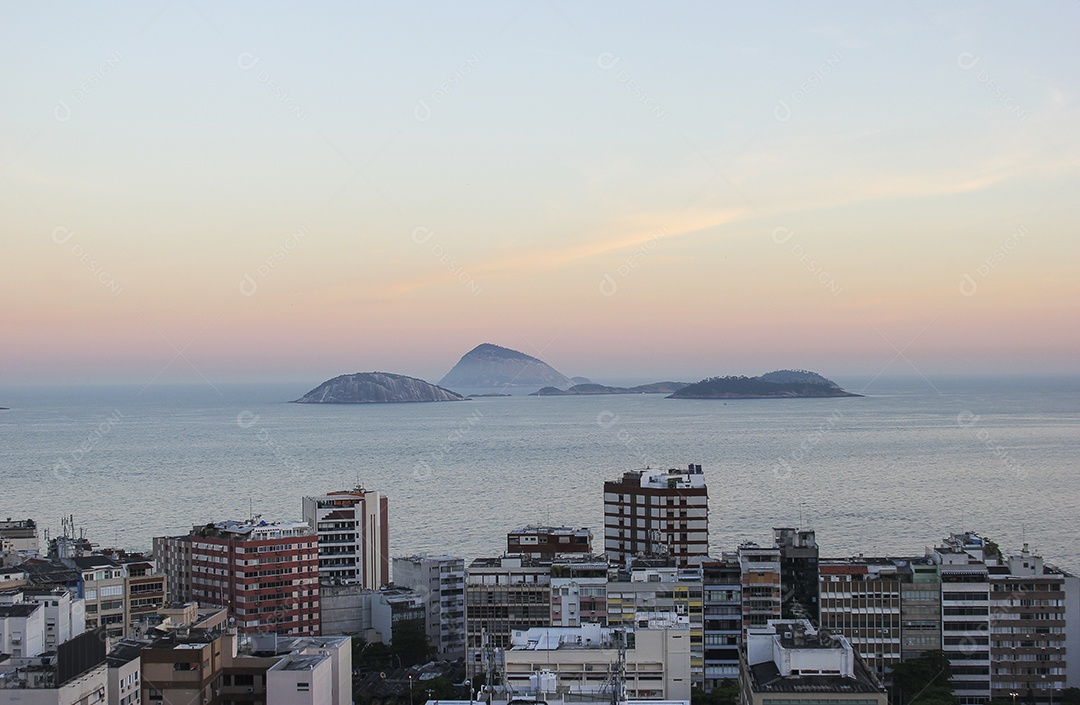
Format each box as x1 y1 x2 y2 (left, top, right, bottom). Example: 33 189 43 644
298 682 310 691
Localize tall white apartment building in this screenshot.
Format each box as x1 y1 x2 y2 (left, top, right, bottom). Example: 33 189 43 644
303 485 389 589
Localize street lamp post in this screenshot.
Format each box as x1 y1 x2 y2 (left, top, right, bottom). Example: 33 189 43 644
1010 691 1019 705
408 674 414 705
465 679 472 705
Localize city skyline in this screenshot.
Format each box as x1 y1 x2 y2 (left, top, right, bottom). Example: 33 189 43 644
3 3 1079 386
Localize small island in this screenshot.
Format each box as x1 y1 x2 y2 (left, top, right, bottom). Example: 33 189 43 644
668 370 860 399
531 382 690 396
293 372 468 404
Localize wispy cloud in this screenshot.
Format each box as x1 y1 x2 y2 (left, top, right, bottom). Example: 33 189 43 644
388 207 750 294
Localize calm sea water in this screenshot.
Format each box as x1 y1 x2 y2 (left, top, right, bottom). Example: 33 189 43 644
1 375 1078 572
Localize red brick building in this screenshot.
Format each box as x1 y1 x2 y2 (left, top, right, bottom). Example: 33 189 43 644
188 519 320 636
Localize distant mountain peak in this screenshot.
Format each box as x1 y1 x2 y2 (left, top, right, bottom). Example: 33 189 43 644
465 343 546 363
439 343 572 389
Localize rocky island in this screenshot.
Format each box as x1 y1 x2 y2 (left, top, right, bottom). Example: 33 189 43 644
294 372 467 404
439 343 572 389
668 370 860 399
531 381 690 396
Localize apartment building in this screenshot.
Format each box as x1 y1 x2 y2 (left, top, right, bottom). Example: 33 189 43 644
775 528 820 622
302 486 389 589
465 556 552 676
606 561 704 686
550 556 609 628
818 558 902 683
604 465 709 568
180 519 320 636
738 542 782 633
392 555 466 658
702 557 742 688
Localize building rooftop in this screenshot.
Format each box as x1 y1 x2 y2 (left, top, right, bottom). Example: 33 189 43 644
745 621 883 695
509 525 591 536
0 603 40 618
748 660 882 694
239 633 350 656
468 556 550 570
322 485 370 498
272 653 329 671
0 519 36 535
67 555 121 570
510 624 636 651
610 464 707 490
148 627 224 650
19 587 71 599
16 561 81 585
192 519 313 540
107 639 149 667
395 554 463 564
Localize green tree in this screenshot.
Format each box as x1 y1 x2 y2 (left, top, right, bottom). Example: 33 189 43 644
891 650 957 705
691 680 740 705
391 618 434 667
354 637 394 672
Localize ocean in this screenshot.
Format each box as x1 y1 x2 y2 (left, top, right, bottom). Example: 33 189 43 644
1 375 1078 572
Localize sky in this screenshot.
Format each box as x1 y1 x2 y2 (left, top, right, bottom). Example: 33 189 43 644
2 2 1079 387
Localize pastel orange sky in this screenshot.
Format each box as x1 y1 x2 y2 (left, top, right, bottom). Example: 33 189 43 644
2 3 1079 386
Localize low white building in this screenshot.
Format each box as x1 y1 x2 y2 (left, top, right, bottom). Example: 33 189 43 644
21 589 85 651
0 631 109 704
267 652 335 705
503 623 692 701
0 601 45 658
740 620 886 705
239 633 352 705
